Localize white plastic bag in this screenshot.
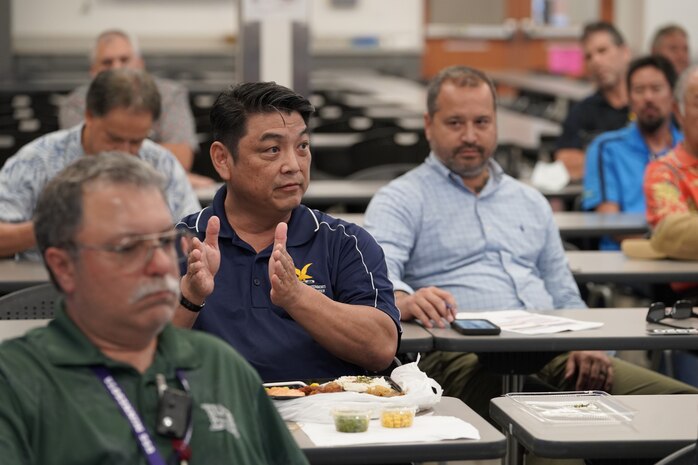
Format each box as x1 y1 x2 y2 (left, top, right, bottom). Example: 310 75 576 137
272 360 442 423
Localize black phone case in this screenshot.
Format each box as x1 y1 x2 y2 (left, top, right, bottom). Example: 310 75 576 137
451 319 501 335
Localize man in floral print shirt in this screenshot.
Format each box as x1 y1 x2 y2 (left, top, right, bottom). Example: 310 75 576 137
645 65 698 227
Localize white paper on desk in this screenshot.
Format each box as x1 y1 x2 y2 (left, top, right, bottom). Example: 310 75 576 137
455 310 603 335
300 415 480 446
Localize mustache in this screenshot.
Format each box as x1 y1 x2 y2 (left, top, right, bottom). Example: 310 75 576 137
128 275 180 304
453 143 485 156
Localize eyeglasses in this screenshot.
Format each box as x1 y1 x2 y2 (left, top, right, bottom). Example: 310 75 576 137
72 229 193 272
646 300 698 328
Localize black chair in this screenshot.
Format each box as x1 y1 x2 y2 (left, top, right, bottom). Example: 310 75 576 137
347 131 429 176
0 283 59 320
654 442 697 465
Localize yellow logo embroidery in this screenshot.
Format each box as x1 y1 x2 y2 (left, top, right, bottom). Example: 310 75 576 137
295 263 313 282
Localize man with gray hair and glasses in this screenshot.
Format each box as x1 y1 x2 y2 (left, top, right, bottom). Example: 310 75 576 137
0 152 307 465
0 68 200 260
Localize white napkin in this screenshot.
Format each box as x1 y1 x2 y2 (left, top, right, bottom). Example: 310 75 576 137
299 415 480 446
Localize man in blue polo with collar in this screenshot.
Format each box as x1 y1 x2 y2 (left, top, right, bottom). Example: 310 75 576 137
583 55 683 250
175 81 400 382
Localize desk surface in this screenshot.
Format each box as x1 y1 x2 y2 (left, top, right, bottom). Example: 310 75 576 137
398 322 433 353
554 212 647 238
427 308 698 353
331 212 648 239
0 319 50 341
0 260 49 293
295 396 506 464
567 251 698 283
489 71 594 102
490 394 698 460
196 180 387 208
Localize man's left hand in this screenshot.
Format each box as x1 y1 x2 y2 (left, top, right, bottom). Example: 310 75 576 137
565 350 614 391
268 222 305 309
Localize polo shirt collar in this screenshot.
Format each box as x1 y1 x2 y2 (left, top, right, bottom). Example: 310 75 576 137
674 143 698 167
45 302 199 371
627 121 684 156
425 152 504 193
211 183 315 250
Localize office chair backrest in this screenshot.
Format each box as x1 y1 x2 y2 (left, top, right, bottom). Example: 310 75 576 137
0 283 59 320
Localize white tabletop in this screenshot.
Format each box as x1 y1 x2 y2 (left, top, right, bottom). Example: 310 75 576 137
491 394 698 462
427 308 698 353
294 396 506 464
553 212 648 238
489 71 594 102
196 181 388 208
0 260 49 293
0 319 50 342
567 251 698 283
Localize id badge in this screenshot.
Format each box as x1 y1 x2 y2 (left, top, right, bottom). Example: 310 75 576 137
156 388 192 439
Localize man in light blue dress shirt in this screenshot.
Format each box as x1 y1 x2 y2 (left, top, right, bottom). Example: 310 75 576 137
364 65 696 420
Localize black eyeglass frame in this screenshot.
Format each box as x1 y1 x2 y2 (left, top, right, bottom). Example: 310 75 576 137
646 300 698 329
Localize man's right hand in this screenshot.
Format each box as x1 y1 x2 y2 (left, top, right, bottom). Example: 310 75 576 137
395 287 457 328
180 215 220 305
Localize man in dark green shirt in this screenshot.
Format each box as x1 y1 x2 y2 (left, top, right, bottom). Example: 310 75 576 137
0 152 308 465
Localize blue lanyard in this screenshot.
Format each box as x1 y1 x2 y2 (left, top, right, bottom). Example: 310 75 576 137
92 366 190 465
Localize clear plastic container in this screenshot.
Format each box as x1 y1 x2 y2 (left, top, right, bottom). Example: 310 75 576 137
380 405 416 428
331 408 371 433
506 391 636 424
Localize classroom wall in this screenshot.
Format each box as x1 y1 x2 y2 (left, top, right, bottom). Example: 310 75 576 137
615 0 698 61
11 0 422 53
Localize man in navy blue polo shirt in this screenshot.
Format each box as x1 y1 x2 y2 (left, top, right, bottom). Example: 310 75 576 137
175 82 401 381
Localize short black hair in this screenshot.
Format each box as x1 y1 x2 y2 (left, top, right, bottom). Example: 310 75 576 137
581 21 625 46
210 81 315 160
626 55 678 92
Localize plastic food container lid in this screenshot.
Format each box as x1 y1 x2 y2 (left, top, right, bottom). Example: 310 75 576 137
331 407 371 433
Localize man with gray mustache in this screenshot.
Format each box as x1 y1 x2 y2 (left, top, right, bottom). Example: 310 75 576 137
0 152 308 464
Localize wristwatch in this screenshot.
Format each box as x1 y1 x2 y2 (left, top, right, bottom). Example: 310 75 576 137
180 295 205 313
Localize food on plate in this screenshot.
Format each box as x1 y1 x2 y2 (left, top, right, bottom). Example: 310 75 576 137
299 382 343 395
365 385 402 397
265 376 403 398
335 376 403 396
265 386 305 397
380 405 416 428
332 408 371 433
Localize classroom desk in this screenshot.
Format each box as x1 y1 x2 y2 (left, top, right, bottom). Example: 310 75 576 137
427 308 698 354
398 322 433 353
567 251 698 283
294 396 506 464
196 180 387 208
490 394 698 465
428 307 698 464
489 71 594 103
330 212 648 240
0 260 49 293
0 319 50 341
554 212 648 238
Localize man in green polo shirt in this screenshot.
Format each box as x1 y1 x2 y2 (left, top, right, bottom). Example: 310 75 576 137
0 152 308 465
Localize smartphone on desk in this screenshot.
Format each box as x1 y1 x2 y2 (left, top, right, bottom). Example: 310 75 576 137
451 319 501 336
